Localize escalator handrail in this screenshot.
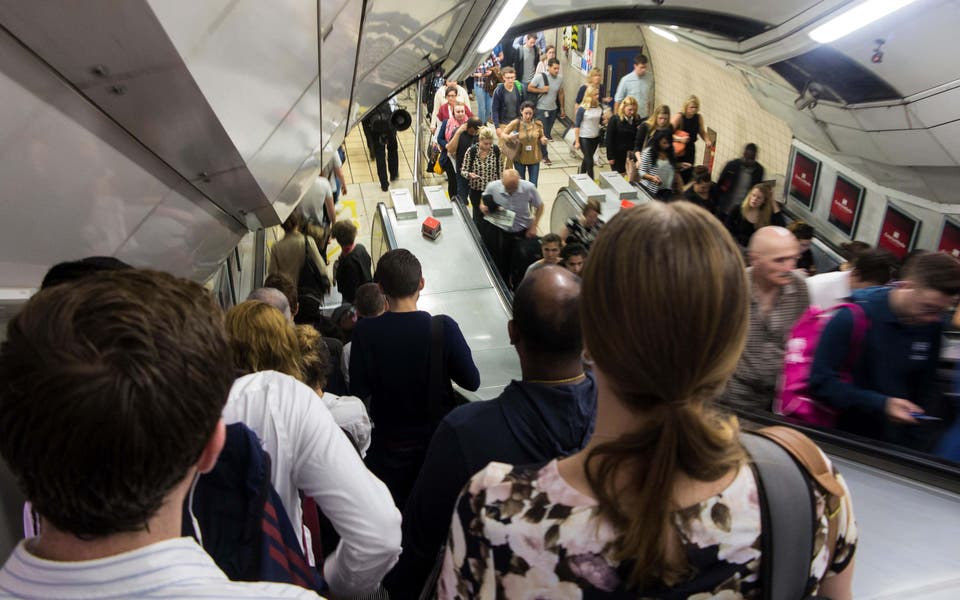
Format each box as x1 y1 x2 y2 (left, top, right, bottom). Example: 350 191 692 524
375 201 400 251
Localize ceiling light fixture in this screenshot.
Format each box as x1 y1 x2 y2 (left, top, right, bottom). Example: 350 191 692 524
649 26 678 42
808 0 920 44
476 0 528 53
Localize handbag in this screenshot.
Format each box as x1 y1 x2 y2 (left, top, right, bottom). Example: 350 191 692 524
432 156 443 175
501 134 521 162
297 235 329 295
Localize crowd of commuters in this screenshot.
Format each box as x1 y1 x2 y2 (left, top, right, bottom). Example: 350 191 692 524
7 27 960 600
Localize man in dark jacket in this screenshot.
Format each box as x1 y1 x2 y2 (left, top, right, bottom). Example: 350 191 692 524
809 252 960 450
491 67 524 133
386 265 596 596
716 143 765 217
331 220 372 304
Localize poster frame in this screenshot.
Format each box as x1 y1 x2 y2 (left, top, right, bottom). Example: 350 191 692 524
826 173 865 238
786 147 821 209
937 215 960 258
877 202 921 260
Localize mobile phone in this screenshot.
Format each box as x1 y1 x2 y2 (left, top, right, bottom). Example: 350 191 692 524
910 412 943 422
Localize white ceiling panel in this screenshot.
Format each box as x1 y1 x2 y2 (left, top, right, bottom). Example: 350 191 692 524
870 129 955 167
909 88 960 129
853 105 914 132
830 0 959 98
929 119 960 165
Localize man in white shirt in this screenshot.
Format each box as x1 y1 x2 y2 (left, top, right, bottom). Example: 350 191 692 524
613 54 651 117
0 269 317 599
224 370 402 598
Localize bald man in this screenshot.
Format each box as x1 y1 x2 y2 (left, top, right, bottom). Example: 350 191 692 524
722 226 810 411
480 168 544 287
389 266 596 595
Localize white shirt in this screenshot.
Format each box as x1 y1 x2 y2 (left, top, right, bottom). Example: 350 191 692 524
320 390 371 457
299 176 333 225
0 537 317 599
806 270 852 309
223 371 401 598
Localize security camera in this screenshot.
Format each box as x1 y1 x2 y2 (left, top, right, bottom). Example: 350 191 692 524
872 39 885 64
651 0 665 5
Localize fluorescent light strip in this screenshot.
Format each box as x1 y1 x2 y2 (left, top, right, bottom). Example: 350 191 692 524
476 0 528 53
649 26 678 43
809 0 920 44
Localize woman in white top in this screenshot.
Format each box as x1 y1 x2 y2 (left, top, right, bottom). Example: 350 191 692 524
574 86 605 179
222 301 401 599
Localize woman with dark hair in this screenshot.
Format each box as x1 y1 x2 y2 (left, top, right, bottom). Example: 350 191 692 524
438 201 857 599
638 128 681 199
560 198 603 248
502 101 548 185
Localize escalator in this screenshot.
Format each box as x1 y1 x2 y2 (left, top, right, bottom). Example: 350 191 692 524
370 197 520 401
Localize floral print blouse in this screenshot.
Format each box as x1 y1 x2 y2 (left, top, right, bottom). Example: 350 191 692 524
439 458 857 599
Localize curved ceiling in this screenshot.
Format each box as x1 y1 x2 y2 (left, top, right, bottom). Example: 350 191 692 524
491 0 960 204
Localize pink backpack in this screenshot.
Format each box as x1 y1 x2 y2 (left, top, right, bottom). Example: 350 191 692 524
775 303 868 427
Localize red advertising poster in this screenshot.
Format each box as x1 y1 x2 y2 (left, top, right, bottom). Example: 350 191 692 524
826 175 863 237
939 219 960 259
877 205 920 260
788 150 819 208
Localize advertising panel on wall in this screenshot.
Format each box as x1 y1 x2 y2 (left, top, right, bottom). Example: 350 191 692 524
826 174 864 237
938 218 960 259
877 204 920 260
787 148 820 209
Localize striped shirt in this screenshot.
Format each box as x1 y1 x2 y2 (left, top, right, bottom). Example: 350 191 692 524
0 537 319 599
723 268 810 410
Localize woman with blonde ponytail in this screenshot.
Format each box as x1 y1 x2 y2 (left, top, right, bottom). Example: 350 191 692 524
438 201 857 599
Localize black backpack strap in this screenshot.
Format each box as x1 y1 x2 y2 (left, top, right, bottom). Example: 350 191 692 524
740 432 816 600
427 315 445 424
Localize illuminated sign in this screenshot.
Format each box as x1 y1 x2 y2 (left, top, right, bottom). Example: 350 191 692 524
826 175 864 238
938 219 960 259
877 204 920 260
787 149 820 209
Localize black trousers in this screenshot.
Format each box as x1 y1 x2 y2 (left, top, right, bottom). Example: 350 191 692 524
579 136 601 179
374 132 399 190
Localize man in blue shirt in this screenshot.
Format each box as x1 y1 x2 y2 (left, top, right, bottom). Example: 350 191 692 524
613 54 651 118
387 265 596 596
809 252 960 449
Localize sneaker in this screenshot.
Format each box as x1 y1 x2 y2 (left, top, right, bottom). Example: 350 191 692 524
543 158 552 166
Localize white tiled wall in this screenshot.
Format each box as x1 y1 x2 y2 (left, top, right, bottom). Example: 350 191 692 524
641 26 794 180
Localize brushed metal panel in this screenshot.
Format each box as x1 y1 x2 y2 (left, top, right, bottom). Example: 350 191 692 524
115 181 244 281
416 289 512 351
321 0 363 146
0 29 181 288
148 0 319 164
387 205 493 295
833 456 960 599
0 1 274 226
247 78 322 207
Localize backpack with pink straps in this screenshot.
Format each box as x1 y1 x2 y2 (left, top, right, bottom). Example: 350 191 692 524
775 303 869 427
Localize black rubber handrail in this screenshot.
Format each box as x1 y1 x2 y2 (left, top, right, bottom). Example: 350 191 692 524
451 198 514 313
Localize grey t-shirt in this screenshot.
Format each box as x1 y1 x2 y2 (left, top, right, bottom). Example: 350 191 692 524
520 46 537 84
534 72 562 111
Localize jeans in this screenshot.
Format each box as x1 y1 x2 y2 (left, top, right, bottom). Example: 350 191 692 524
538 109 557 159
475 86 492 124
515 161 540 186
374 132 399 190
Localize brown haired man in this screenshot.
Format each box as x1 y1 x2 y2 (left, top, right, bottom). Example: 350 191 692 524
810 251 960 449
0 270 316 598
